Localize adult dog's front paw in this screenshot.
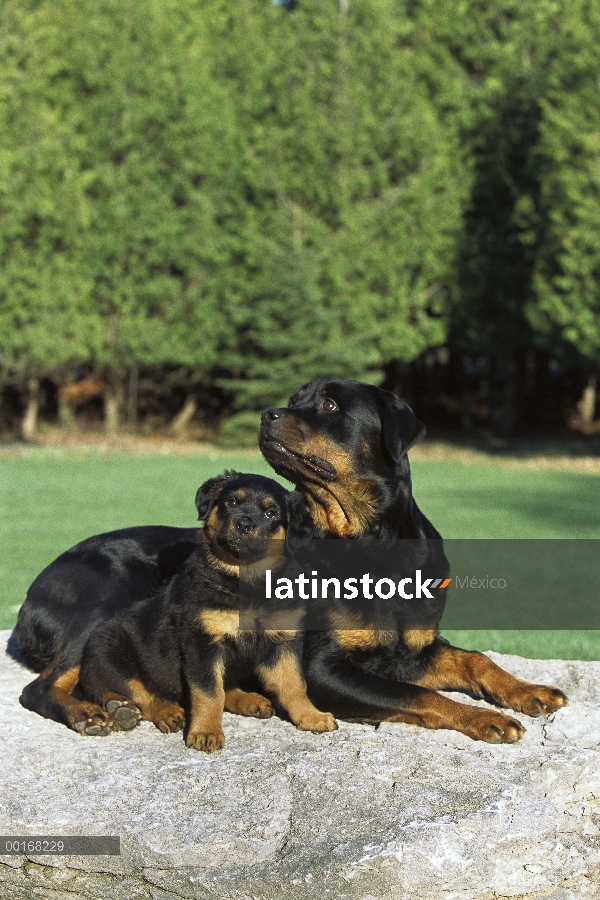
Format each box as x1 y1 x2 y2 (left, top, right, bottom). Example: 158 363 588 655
501 683 568 718
462 708 525 743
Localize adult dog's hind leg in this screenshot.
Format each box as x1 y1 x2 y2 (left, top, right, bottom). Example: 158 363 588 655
413 643 568 717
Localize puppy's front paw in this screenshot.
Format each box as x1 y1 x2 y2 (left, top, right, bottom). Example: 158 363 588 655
185 729 226 752
296 711 338 734
151 703 186 734
237 692 273 718
225 690 274 719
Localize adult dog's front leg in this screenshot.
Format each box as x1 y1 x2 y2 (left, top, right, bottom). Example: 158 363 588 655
305 648 525 742
414 642 568 717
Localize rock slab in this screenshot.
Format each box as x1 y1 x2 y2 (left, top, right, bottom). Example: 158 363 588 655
1 631 600 899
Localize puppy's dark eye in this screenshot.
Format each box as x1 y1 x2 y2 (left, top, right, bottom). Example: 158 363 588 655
322 398 338 413
264 509 276 519
224 497 236 507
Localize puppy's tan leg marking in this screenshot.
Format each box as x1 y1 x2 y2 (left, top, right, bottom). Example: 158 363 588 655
185 661 226 752
125 679 186 733
258 652 337 734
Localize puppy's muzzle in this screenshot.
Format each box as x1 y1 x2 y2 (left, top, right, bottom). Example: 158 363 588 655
234 516 254 535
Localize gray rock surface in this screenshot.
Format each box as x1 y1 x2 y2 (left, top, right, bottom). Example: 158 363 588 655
1 630 600 899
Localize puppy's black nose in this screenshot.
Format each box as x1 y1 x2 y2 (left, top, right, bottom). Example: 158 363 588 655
235 517 254 535
262 408 281 424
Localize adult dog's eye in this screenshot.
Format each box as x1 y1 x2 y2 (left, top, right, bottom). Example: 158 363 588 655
322 398 338 413
264 509 275 519
225 497 237 507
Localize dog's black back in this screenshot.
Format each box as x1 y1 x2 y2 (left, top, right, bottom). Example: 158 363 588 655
15 526 198 673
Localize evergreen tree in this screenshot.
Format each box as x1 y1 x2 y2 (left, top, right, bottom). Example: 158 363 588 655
533 0 600 364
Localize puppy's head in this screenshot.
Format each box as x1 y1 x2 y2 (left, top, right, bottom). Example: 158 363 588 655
195 471 311 574
258 378 425 488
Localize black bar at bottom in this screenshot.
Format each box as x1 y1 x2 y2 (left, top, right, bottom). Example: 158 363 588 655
0 836 120 855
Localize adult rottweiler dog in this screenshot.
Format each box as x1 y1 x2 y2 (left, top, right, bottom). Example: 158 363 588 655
258 378 568 743
13 378 567 742
77 471 336 750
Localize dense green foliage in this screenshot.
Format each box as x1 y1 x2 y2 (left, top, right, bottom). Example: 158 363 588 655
0 0 599 430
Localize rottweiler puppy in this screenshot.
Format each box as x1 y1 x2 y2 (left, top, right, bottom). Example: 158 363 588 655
258 378 568 743
77 472 337 750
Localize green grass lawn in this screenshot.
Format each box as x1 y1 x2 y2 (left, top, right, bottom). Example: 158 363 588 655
1 448 599 658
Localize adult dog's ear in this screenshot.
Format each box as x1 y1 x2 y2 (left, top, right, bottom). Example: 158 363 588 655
378 389 426 465
195 470 241 521
285 491 315 553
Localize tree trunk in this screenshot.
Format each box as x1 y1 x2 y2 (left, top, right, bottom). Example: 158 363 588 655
577 375 597 427
104 370 125 436
500 356 516 438
169 395 198 437
58 399 75 428
461 357 472 432
128 365 139 426
21 377 40 442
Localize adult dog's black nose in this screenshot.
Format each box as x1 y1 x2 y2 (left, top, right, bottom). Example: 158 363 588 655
235 516 254 535
261 408 282 424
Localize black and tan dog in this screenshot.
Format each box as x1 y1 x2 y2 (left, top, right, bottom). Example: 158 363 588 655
13 379 567 743
77 471 336 750
258 378 568 743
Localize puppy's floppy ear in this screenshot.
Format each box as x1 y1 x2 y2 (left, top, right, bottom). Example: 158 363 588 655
285 490 315 553
195 470 241 521
378 389 426 465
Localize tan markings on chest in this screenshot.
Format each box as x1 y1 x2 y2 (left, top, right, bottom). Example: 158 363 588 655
329 611 396 652
198 609 240 642
237 605 304 643
402 628 437 652
261 605 304 642
305 480 378 538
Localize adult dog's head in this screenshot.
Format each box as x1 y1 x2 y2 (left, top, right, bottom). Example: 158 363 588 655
258 379 430 539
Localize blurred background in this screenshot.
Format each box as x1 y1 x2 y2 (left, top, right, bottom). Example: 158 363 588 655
1 0 600 654
1 0 599 450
